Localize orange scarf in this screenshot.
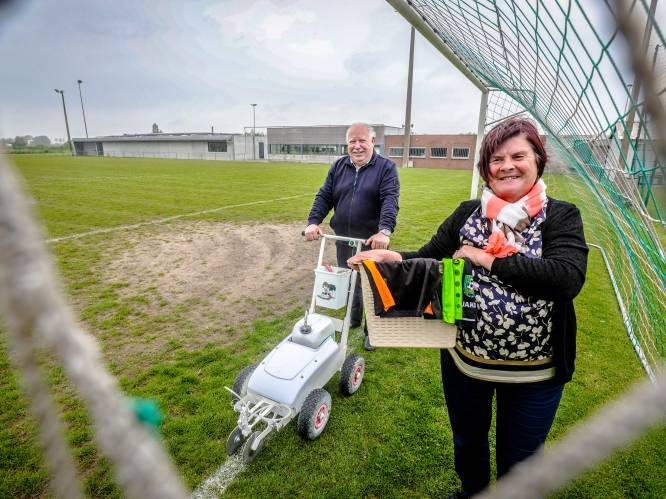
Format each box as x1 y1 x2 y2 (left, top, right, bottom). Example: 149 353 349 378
481 180 547 257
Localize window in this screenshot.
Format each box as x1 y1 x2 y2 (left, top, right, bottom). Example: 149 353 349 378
430 147 447 158
269 143 342 155
409 147 426 157
388 147 403 157
452 147 470 159
208 141 227 152
302 144 337 155
269 144 302 154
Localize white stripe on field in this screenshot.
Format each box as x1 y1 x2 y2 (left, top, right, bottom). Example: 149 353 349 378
46 193 314 243
192 454 246 498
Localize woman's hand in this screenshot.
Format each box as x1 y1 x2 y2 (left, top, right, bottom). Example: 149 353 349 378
452 245 495 271
347 249 402 270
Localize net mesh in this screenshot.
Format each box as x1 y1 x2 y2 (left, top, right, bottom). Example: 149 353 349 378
397 0 666 376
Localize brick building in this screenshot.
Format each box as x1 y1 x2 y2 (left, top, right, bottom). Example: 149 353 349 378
385 134 478 169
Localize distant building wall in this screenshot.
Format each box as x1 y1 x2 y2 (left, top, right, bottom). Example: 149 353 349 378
73 133 266 161
102 140 231 160
385 134 477 169
232 134 265 160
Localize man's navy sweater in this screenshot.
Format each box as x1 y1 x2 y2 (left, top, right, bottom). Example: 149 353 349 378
307 152 400 239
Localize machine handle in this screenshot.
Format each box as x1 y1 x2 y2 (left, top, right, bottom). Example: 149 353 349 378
301 231 366 245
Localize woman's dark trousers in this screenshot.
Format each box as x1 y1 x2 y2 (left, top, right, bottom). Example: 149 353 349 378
440 350 564 496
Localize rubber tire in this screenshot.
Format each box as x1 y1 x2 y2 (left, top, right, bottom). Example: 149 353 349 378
232 364 257 403
242 430 264 464
339 353 365 396
297 388 332 440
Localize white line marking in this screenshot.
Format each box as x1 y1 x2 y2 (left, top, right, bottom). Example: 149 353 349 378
192 454 246 498
46 193 314 243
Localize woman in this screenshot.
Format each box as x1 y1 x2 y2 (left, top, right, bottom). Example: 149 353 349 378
348 118 588 497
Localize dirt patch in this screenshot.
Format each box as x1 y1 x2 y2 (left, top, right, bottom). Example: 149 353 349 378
105 221 339 353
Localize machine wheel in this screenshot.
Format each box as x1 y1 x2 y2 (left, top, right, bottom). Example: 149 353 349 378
242 430 264 464
297 388 332 440
226 427 245 456
231 364 257 403
339 353 365 396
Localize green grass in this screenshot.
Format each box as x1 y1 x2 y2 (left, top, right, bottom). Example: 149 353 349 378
1 155 664 498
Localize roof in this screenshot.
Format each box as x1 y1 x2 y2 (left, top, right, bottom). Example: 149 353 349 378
266 124 402 130
72 133 237 143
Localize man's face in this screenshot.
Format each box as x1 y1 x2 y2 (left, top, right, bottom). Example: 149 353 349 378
347 125 375 165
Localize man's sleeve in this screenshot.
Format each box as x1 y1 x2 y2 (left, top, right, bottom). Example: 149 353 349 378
377 162 400 232
307 163 336 225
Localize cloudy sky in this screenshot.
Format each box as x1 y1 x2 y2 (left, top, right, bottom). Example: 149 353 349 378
0 0 664 141
0 0 485 140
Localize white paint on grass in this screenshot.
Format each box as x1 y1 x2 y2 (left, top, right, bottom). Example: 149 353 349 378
46 193 315 243
192 454 246 498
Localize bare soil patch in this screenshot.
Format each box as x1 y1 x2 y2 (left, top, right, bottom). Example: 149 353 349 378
104 221 338 354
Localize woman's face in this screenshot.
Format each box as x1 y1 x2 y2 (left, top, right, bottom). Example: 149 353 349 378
487 134 539 202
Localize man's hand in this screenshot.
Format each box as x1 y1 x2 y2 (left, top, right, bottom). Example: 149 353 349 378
366 231 390 250
304 224 323 241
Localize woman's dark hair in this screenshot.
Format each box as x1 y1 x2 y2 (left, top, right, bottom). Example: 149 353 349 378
477 117 547 182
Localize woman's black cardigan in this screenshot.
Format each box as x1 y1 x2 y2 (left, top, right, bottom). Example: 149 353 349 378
400 198 588 383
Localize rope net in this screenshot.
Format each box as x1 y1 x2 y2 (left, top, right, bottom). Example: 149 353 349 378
393 0 666 377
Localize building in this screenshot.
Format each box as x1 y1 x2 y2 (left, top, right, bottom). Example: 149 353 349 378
72 132 266 161
384 134 478 169
266 124 403 163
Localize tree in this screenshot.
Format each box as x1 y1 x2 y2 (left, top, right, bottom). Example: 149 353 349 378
13 136 27 147
32 135 51 146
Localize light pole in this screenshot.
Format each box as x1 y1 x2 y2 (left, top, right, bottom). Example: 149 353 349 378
251 103 257 160
77 79 89 138
54 89 73 155
402 26 415 168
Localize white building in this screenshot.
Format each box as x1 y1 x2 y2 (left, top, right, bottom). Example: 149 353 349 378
72 124 403 164
73 132 266 161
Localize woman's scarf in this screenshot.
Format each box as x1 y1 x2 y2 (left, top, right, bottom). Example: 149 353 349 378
480 179 547 257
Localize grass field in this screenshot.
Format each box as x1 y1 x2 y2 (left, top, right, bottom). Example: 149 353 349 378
1 154 664 498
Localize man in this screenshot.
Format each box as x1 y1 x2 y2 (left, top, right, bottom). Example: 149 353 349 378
304 123 400 351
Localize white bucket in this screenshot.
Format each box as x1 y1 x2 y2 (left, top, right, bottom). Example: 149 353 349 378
314 266 351 310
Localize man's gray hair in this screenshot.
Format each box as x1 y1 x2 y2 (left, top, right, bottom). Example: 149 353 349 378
346 123 376 142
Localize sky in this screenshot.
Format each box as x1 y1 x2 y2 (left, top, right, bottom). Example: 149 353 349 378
0 0 664 141
0 0 485 140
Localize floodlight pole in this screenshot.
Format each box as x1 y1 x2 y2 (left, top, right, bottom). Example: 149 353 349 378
77 79 89 138
386 0 486 92
387 0 489 197
470 90 489 199
251 103 257 160
401 26 415 168
54 89 74 156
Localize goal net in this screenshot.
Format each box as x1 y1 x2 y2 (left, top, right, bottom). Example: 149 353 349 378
388 0 666 378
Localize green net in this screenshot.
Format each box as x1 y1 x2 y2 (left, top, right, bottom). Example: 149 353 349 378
389 0 666 378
